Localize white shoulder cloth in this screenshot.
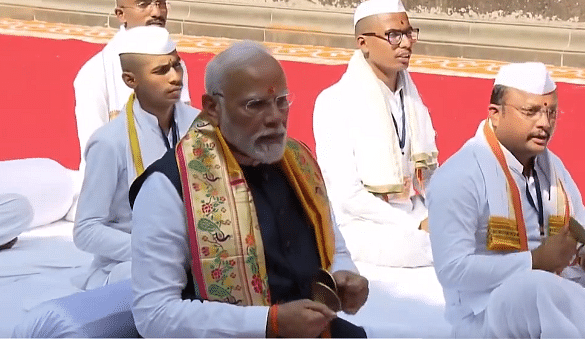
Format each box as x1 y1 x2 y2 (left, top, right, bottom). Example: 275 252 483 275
341 50 437 194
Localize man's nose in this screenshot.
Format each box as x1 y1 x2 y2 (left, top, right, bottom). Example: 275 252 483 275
264 101 287 126
150 4 163 17
169 66 182 84
536 111 552 129
399 33 412 48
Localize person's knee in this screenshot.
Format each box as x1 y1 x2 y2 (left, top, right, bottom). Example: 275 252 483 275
487 270 585 337
489 270 554 310
107 261 132 285
0 194 33 227
0 194 33 248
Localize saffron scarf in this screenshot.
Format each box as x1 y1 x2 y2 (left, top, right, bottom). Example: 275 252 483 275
480 119 571 251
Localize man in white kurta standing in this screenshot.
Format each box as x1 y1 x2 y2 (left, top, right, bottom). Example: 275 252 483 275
74 26 199 289
313 0 437 267
70 0 191 219
428 62 585 338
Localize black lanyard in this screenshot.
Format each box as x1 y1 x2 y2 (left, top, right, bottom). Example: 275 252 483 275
391 90 406 154
160 118 179 151
525 168 544 237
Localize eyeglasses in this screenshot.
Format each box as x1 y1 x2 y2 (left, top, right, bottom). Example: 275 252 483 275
212 92 294 115
361 28 419 45
502 103 558 121
120 0 168 11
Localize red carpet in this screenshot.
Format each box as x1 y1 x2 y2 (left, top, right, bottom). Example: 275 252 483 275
1 33 584 191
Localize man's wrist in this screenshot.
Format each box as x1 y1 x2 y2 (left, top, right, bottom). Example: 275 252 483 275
266 304 279 338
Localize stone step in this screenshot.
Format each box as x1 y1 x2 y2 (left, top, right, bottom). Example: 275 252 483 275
1 0 585 67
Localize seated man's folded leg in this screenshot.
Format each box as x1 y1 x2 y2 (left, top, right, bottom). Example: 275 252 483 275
0 193 33 250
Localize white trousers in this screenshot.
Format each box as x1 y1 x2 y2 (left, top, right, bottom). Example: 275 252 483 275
339 197 432 267
456 270 585 338
81 260 132 290
0 193 33 245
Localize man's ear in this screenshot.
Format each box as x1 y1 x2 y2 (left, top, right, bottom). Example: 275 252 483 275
357 36 369 58
122 71 137 90
488 104 501 129
202 94 220 126
114 7 126 26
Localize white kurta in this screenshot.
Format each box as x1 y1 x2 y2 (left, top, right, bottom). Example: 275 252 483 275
71 27 192 221
74 99 199 290
73 27 191 159
131 172 359 338
428 125 585 337
313 56 433 268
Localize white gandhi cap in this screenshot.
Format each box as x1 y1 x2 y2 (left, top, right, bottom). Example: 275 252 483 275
354 0 406 27
118 26 176 55
494 62 556 95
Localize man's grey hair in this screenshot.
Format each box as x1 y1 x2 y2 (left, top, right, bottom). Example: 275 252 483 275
204 40 273 95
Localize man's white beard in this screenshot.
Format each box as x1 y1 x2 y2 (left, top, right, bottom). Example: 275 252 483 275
252 141 286 164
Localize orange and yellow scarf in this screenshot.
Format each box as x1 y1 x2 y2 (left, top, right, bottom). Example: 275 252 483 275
483 120 571 251
175 115 334 305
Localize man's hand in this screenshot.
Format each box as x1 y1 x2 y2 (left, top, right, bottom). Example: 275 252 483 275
332 270 369 315
532 224 577 273
268 299 336 338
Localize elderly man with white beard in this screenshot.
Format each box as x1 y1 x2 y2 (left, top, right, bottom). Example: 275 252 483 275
129 40 369 338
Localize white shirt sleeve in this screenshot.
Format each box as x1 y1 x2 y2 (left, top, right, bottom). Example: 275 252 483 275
73 134 132 263
313 93 422 230
131 172 269 338
330 211 359 274
428 160 532 292
73 55 109 167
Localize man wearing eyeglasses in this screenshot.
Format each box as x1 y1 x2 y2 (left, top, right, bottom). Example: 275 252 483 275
129 40 369 337
69 0 191 220
428 62 585 337
313 0 437 268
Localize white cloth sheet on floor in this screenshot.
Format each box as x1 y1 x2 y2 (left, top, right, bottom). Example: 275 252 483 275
1 222 451 338
0 221 92 337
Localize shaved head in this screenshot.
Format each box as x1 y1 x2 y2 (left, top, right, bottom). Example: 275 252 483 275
119 50 184 115
120 53 149 73
355 15 379 37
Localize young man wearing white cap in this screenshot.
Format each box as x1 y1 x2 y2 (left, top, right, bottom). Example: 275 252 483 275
313 0 437 267
74 26 200 290
69 0 191 220
428 62 585 337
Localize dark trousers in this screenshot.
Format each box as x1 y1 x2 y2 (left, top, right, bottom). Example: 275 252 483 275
330 317 367 338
